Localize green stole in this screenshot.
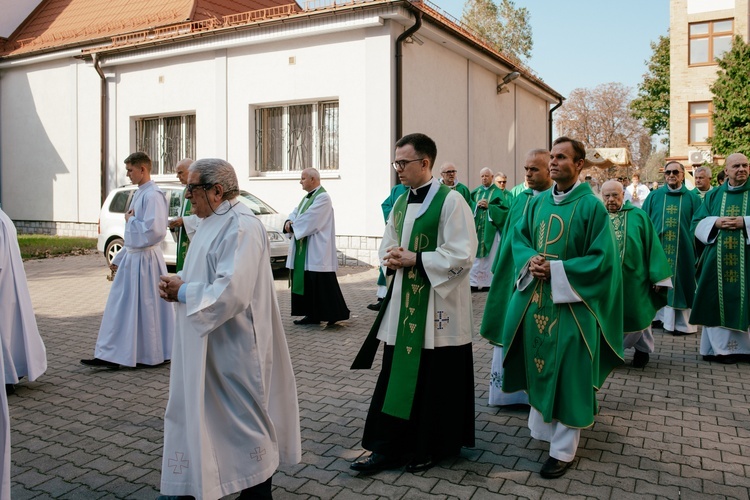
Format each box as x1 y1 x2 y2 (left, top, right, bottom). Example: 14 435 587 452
472 185 498 257
351 184 450 420
291 187 326 295
176 189 191 272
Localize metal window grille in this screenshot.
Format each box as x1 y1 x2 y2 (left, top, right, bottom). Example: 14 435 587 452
135 114 196 174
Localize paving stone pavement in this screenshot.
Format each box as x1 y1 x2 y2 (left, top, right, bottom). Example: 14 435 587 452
10 253 750 499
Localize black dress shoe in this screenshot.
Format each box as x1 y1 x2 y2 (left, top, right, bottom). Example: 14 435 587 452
80 358 119 369
367 300 383 311
350 453 405 473
405 455 440 473
136 360 171 368
703 354 739 364
651 320 664 329
540 456 573 478
5 384 15 396
632 350 649 368
293 317 320 325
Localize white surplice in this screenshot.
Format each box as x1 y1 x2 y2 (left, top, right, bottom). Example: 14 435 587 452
0 208 47 384
377 179 477 348
94 181 174 366
161 201 301 500
0 346 9 500
285 187 339 272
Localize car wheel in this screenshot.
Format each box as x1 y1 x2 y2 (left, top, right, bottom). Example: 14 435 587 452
105 237 124 266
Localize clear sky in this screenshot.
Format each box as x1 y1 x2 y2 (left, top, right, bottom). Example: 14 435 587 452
432 0 670 98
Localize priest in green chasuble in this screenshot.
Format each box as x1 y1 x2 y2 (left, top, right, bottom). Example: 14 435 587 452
350 133 477 474
601 180 673 369
641 161 702 335
167 159 199 272
501 137 624 479
480 148 552 407
691 153 750 364
438 162 472 205
469 168 509 291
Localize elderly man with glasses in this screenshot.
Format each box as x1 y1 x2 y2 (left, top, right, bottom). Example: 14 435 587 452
642 161 702 335
351 133 477 474
438 162 471 204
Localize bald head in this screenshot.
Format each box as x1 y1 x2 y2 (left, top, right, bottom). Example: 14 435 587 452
725 153 749 187
175 158 193 185
440 162 458 186
524 149 552 191
601 179 625 213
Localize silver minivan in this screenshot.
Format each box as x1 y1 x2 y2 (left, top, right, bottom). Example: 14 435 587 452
97 182 289 269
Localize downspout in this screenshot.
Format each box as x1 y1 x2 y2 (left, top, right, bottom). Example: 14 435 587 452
548 98 563 150
395 10 422 143
92 53 107 206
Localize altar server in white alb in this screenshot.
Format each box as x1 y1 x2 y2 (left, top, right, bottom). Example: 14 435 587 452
0 207 47 392
81 152 174 369
158 158 301 500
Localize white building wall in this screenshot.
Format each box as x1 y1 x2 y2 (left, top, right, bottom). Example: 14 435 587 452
1 58 100 230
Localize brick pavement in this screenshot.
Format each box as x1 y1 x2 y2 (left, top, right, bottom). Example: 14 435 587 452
10 253 750 499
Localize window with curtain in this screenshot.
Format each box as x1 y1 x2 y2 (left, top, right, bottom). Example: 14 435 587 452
689 101 712 145
689 19 733 65
255 100 339 173
135 114 196 175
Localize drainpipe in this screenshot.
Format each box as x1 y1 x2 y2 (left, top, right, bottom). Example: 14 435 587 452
548 98 563 149
395 10 422 143
92 53 107 206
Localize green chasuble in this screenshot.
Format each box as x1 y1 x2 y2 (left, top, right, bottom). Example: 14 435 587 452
501 183 624 429
441 181 471 205
377 184 409 288
690 181 750 331
480 188 541 345
176 189 192 272
641 185 702 310
470 184 509 258
609 201 672 333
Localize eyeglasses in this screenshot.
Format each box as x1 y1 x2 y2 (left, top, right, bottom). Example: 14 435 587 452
442 170 457 174
392 158 424 170
497 181 507 184
186 183 215 193
664 170 681 176
617 177 627 181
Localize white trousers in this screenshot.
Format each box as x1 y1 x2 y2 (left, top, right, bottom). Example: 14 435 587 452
700 326 750 356
488 346 529 406
470 233 500 288
528 407 580 462
655 306 697 334
623 326 654 353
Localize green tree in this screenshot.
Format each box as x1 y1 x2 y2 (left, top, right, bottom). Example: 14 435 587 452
630 34 670 147
461 0 532 61
709 35 750 157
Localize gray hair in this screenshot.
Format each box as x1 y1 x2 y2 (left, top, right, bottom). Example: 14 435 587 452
694 166 712 177
527 148 549 157
302 168 320 181
189 158 240 200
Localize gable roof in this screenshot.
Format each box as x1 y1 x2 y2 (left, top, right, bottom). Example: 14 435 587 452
1 0 298 56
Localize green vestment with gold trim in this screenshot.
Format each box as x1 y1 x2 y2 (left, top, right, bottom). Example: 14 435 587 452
690 181 750 331
502 183 624 428
609 201 672 333
176 189 191 272
470 184 509 258
641 185 702 310
480 188 537 345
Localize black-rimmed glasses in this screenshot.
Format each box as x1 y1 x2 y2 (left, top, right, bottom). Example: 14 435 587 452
186 183 215 193
392 158 424 171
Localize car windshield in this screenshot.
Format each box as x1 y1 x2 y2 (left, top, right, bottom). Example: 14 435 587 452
237 191 276 215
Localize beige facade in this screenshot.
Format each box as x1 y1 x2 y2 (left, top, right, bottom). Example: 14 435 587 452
669 0 749 163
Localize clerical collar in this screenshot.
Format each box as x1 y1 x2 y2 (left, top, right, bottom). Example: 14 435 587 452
306 186 321 198
553 182 576 195
552 181 580 204
408 180 433 203
667 184 682 192
728 181 747 191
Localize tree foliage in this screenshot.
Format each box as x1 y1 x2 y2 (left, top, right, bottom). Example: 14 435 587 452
630 34 670 146
461 0 532 61
709 35 750 158
555 82 653 168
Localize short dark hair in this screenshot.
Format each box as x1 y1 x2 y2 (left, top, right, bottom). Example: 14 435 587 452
396 133 437 168
124 152 152 171
552 136 586 163
717 170 726 182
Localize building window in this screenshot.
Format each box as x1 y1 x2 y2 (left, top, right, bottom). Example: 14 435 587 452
135 114 196 175
255 101 339 173
689 19 733 65
689 101 712 145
